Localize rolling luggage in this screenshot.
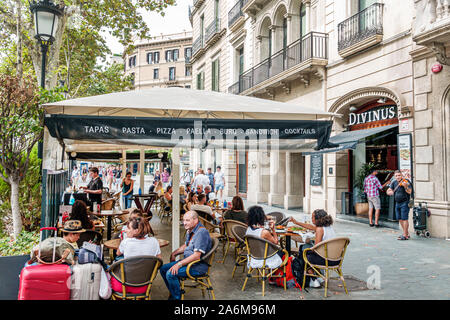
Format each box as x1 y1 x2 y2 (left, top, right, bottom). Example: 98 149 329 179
18 227 72 300
71 263 102 300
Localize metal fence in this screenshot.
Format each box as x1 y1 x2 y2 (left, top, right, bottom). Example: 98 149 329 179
229 32 328 94
228 0 244 27
40 169 69 240
338 3 384 51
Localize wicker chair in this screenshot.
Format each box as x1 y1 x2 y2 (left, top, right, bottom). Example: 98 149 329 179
160 197 172 224
219 219 247 264
112 191 122 211
101 198 115 210
241 235 289 297
198 216 223 240
179 238 219 300
109 255 163 300
302 237 351 297
230 224 248 278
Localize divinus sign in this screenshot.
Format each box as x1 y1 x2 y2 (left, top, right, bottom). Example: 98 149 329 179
348 105 397 127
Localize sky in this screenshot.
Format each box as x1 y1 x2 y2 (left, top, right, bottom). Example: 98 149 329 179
103 0 193 57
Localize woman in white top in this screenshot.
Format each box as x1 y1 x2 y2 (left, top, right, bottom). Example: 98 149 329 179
245 206 282 269
289 209 337 287
117 217 161 260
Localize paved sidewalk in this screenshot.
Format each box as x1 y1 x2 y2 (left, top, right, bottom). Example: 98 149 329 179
144 199 450 300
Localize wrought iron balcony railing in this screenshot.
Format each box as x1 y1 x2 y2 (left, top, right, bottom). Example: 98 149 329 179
229 32 328 94
192 36 203 56
338 3 384 52
205 19 221 44
228 0 244 27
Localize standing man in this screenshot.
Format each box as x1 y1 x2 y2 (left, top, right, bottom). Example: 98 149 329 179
363 168 389 227
214 166 226 201
193 169 210 190
181 167 192 186
160 211 212 300
206 168 214 192
71 166 79 189
387 170 413 240
80 167 103 211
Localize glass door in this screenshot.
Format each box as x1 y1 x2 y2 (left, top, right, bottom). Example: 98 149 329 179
236 151 248 197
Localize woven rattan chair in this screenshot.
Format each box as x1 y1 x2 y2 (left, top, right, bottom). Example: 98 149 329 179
242 235 289 297
198 216 223 240
266 212 285 224
160 197 172 224
230 224 248 278
109 255 163 300
101 198 115 210
302 237 351 297
219 219 247 263
179 238 219 300
112 191 122 211
76 230 103 248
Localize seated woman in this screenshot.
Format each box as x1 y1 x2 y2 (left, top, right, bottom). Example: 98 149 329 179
223 195 247 224
69 200 95 231
111 216 162 294
245 205 282 269
155 181 164 197
186 192 198 211
289 209 337 287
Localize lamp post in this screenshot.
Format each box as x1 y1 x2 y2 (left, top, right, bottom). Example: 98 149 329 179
30 0 63 89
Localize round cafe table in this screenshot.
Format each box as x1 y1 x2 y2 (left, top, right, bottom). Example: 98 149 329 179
104 238 170 251
275 226 315 255
95 210 128 240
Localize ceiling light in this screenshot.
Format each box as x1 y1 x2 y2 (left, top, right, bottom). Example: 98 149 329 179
377 97 387 104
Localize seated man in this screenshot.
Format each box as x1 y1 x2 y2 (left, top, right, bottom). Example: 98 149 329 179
190 193 217 222
160 211 212 300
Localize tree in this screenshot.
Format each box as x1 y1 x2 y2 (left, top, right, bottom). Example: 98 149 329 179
0 0 175 88
0 74 42 238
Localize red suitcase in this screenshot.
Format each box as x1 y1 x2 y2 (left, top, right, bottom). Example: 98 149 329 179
18 227 72 300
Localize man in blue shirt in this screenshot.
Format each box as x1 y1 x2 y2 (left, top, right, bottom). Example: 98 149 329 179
160 211 212 300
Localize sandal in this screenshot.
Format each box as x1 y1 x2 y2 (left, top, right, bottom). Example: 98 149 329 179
369 223 374 227
397 235 407 240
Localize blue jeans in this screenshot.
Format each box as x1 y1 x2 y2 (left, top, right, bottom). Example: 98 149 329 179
123 194 133 209
159 261 205 300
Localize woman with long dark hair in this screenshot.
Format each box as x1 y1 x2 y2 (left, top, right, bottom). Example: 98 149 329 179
223 195 247 224
69 200 94 230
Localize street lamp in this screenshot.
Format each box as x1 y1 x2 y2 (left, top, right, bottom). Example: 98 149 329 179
29 0 63 88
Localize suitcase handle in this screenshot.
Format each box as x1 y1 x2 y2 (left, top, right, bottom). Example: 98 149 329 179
40 227 57 232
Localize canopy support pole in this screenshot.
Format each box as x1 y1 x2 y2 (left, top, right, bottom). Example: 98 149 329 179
172 147 181 252
140 148 145 195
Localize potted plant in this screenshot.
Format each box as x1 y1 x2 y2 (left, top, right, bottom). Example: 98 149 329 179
353 162 376 215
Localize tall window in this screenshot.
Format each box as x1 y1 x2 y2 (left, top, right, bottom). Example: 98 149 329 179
165 50 173 62
147 52 153 64
359 0 378 31
268 29 272 58
173 49 179 61
185 66 192 76
283 17 287 49
153 68 159 79
197 71 205 90
200 15 205 45
169 67 176 81
300 4 306 38
214 0 220 27
154 51 160 63
185 47 192 59
128 56 136 68
238 48 244 75
211 58 219 92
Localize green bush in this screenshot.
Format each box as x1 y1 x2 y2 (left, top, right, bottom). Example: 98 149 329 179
0 230 39 256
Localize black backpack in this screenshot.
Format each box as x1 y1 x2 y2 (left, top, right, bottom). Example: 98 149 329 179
291 256 310 291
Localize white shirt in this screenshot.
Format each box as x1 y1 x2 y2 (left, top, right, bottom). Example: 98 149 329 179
245 227 282 269
322 226 336 242
118 237 161 259
193 174 210 188
214 171 225 185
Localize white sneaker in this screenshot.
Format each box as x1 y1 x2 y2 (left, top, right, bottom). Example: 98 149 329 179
309 279 321 288
317 277 325 284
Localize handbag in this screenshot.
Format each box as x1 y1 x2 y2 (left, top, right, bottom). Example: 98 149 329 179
99 268 112 299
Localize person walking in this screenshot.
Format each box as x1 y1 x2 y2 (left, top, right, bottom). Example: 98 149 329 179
363 168 388 227
161 168 171 188
214 166 225 201
181 167 192 186
387 170 413 240
121 172 134 209
206 168 214 192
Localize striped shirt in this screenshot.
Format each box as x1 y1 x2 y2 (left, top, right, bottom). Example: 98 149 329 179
364 174 383 197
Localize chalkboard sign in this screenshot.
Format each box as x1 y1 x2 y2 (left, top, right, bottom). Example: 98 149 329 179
310 154 323 186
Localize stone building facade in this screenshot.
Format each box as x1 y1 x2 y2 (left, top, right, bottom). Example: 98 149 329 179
189 0 450 238
124 31 193 89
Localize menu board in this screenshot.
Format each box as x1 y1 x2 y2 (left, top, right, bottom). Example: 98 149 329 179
397 133 413 181
310 154 323 186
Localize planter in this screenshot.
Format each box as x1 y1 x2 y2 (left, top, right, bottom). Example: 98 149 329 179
0 255 29 300
354 202 369 215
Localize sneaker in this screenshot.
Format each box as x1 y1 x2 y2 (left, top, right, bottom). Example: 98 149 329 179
309 279 321 288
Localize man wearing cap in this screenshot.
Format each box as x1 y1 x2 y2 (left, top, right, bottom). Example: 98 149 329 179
61 219 86 249
159 211 212 300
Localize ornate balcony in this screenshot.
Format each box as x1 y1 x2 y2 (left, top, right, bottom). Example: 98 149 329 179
338 3 384 58
229 32 328 96
413 0 450 65
205 19 222 45
241 0 271 17
228 0 245 31
192 36 204 59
